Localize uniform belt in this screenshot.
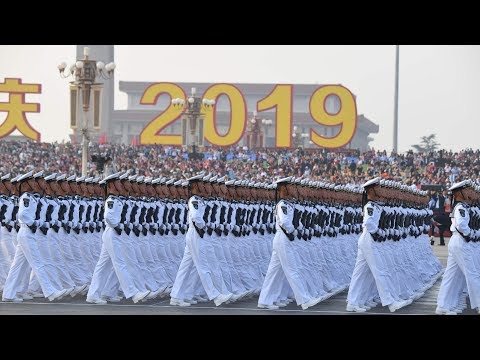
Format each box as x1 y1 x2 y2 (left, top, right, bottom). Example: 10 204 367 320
455 228 472 242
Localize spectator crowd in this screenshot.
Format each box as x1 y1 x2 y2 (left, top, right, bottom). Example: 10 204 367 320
1 140 480 191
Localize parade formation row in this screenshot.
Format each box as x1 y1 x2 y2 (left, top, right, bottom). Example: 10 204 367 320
0 170 477 314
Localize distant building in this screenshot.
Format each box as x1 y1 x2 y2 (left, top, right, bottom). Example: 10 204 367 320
71 46 379 151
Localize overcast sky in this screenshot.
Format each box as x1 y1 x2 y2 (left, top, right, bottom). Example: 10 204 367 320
1 45 478 153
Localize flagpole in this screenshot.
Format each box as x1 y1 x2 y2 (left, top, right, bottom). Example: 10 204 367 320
393 45 400 153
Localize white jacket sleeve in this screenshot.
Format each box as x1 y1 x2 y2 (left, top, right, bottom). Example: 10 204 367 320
363 202 380 234
188 196 205 228
454 203 471 236
104 197 122 228
277 200 295 234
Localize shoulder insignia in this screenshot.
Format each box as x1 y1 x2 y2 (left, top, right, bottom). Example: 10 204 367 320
107 201 114 209
367 207 373 216
281 206 288 215
459 208 465 217
192 201 198 210
23 198 30 207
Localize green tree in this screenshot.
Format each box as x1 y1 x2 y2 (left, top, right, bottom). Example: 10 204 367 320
411 134 440 153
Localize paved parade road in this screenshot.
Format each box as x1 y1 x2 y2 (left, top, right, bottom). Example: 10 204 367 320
0 237 476 315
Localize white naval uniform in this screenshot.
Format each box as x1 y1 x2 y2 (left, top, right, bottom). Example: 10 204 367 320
258 199 311 307
87 196 141 300
347 201 397 308
437 202 480 312
2 193 60 300
171 195 229 301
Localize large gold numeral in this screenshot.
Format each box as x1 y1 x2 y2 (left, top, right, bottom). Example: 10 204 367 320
309 85 357 148
139 83 185 145
203 84 246 146
257 85 293 147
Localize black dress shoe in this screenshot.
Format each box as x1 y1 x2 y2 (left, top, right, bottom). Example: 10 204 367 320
438 243 445 246
430 240 435 245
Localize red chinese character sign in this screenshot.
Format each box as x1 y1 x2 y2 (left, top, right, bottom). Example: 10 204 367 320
139 83 357 148
0 78 41 141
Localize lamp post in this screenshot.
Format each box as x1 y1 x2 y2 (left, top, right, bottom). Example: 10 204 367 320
57 46 115 176
292 125 309 148
247 111 272 149
172 87 215 159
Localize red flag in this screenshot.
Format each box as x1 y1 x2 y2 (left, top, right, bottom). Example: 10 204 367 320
98 133 107 145
131 135 139 146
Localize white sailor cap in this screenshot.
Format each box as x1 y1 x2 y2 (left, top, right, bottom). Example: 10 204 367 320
136 176 145 183
128 175 137 182
103 171 122 183
119 170 131 180
92 177 100 183
33 170 44 179
234 180 242 186
202 173 212 182
248 181 255 187
165 178 175 185
217 176 226 183
1 173 11 181
174 179 182 186
85 177 93 183
187 174 204 182
275 176 292 185
209 175 218 182
56 174 66 181
10 174 21 183
144 177 152 183
151 178 161 184
182 181 189 187
44 173 57 181
362 177 381 189
449 180 470 192
76 176 86 182
17 170 34 182
225 180 235 186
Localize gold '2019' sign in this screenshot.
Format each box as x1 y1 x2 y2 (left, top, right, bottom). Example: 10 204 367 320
139 83 357 148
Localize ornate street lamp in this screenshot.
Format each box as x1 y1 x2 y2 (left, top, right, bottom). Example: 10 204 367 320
171 87 214 158
292 125 309 148
57 46 115 176
247 111 272 149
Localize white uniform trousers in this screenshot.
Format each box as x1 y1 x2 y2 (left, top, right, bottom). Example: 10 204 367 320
2 226 59 299
87 227 140 300
437 233 480 310
347 232 396 307
171 227 223 301
57 228 90 286
259 232 311 306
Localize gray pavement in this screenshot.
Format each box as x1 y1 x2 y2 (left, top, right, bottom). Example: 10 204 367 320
0 237 477 315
